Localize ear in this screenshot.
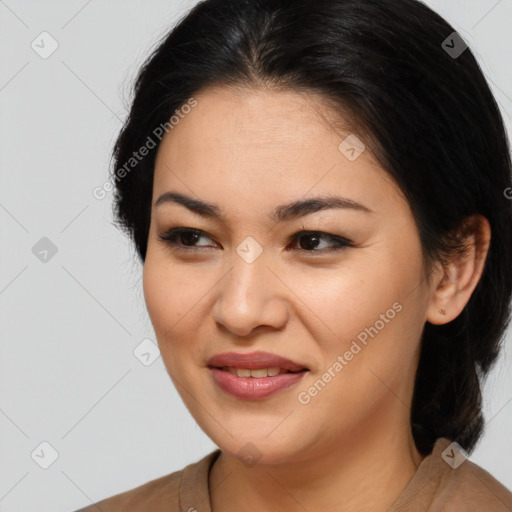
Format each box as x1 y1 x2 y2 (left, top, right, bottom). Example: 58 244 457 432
426 214 491 326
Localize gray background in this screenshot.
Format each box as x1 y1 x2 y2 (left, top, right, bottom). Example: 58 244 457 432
0 1 510 511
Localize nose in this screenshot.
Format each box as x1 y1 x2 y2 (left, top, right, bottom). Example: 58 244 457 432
211 252 289 338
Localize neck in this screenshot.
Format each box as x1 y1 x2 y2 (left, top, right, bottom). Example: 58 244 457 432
209 419 424 512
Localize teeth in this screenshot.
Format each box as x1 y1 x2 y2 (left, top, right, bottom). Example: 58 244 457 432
267 367 281 377
223 367 285 378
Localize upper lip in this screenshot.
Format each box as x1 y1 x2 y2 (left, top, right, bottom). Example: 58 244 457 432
207 351 308 372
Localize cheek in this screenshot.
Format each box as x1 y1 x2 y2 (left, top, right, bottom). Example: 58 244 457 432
320 269 424 401
143 260 168 332
296 262 403 343
142 255 216 357
301 248 424 374
142 260 191 379
142 257 188 341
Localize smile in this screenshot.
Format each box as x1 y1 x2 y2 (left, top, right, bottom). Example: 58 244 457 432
209 366 308 399
219 366 302 378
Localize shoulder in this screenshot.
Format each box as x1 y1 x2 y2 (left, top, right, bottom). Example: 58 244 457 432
72 471 182 512
433 452 512 511
72 449 221 512
391 438 512 511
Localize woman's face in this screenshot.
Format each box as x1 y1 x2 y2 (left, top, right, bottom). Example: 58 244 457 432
143 86 435 464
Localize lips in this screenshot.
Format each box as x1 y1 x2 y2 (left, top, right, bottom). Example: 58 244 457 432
207 351 309 400
207 351 308 373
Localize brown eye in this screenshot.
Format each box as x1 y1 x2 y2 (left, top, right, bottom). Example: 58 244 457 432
158 228 352 254
158 228 217 250
288 231 353 253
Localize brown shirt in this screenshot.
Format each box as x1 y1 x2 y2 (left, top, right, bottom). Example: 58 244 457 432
74 438 512 511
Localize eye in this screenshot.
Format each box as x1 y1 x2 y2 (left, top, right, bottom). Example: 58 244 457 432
287 230 353 254
158 228 217 251
158 227 353 254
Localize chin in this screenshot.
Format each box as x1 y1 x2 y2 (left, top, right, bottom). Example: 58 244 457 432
209 427 311 467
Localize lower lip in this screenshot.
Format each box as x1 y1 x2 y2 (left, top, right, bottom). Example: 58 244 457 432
209 368 308 400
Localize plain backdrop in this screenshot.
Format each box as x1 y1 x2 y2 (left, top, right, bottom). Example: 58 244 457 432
0 1 511 510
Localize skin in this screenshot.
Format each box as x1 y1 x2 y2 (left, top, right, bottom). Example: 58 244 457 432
142 86 491 512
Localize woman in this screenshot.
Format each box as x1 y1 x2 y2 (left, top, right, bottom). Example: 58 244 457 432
75 0 512 510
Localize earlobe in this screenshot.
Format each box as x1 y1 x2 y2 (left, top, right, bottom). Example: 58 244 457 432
425 215 491 326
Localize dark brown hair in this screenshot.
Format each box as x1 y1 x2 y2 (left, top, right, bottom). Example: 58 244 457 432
109 0 512 455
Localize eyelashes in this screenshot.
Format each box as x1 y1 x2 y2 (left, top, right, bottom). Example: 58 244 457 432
157 227 353 255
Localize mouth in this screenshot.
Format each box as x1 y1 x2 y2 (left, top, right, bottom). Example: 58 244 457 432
206 351 309 399
208 366 308 400
207 350 309 373
211 366 307 378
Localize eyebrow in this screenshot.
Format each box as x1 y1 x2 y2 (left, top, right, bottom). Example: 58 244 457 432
154 191 374 223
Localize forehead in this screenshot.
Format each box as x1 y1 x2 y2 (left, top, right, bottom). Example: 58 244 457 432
152 86 404 218
163 86 341 153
